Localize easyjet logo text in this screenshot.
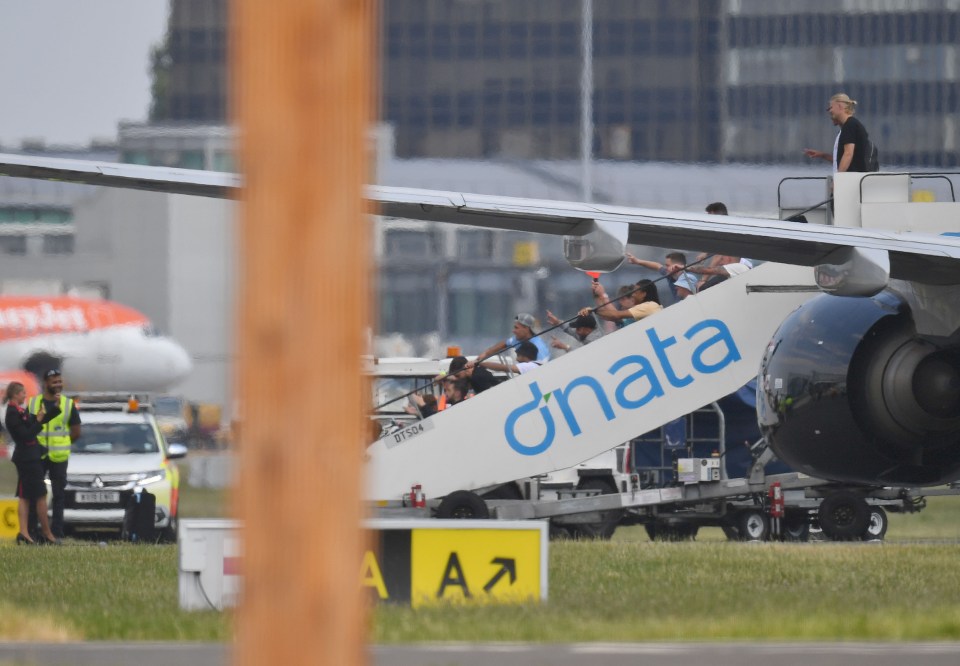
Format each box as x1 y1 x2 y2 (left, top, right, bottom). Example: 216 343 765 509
0 303 89 333
504 319 740 455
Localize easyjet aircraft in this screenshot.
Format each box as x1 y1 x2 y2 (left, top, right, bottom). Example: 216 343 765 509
0 295 192 393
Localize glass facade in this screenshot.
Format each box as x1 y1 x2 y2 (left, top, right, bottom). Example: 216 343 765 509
0 206 74 257
153 0 960 347
157 0 957 166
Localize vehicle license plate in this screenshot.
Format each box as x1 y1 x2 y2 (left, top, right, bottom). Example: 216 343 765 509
76 491 120 504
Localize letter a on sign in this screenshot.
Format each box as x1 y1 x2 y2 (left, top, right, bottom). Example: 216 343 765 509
437 552 471 599
360 550 389 600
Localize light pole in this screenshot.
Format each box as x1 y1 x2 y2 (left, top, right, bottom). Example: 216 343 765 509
580 0 593 202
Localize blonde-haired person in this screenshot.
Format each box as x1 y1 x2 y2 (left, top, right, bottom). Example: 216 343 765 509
803 93 871 173
4 381 59 545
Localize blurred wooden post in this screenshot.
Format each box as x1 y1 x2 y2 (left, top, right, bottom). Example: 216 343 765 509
233 1 374 665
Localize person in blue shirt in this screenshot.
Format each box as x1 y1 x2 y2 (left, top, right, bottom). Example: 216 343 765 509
480 313 551 363
625 251 697 301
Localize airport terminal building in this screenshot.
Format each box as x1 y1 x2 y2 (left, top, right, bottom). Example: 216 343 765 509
155 0 958 167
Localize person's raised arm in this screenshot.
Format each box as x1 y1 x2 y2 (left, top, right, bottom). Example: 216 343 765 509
584 282 625 322
625 253 661 271
803 148 831 163
686 264 726 276
480 340 507 361
467 359 518 374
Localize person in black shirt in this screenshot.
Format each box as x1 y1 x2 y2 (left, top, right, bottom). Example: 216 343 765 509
803 93 870 173
448 355 501 395
4 381 59 545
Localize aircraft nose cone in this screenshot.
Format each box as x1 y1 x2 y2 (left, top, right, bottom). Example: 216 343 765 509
169 341 193 383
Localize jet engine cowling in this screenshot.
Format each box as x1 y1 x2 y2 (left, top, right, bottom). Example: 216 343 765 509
758 290 960 486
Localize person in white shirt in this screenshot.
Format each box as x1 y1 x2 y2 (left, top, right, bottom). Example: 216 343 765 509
687 255 753 290
466 341 542 376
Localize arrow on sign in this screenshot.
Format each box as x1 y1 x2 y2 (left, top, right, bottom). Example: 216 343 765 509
483 557 516 593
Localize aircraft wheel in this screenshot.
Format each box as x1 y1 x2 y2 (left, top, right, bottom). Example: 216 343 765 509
782 512 811 542
548 523 573 540
737 509 769 541
861 506 889 541
569 479 620 540
720 515 740 541
818 490 870 541
645 521 698 541
436 490 490 519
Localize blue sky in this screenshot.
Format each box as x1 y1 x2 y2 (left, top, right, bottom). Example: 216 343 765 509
0 0 169 148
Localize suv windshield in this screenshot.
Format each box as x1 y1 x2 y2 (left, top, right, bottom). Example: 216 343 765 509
74 423 160 454
373 376 440 415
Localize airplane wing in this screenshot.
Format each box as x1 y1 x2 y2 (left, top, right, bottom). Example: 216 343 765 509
2 152 959 285
0 152 237 198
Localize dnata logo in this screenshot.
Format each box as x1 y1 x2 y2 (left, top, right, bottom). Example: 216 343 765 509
504 318 740 455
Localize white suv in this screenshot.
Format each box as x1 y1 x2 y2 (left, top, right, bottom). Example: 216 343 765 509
61 405 187 540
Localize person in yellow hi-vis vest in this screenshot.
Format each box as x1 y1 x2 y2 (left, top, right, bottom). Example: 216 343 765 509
28 369 81 540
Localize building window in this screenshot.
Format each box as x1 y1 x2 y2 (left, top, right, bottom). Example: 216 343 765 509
506 22 528 58
43 234 75 255
456 92 476 127
531 22 553 58
447 272 513 338
123 151 152 165
187 29 208 63
605 20 626 57
431 24 451 59
631 20 652 55
187 94 205 118
408 23 427 59
431 93 452 128
482 23 502 59
557 21 577 57
0 236 27 255
38 209 71 224
378 272 438 335
386 94 402 123
387 24 403 58
506 89 526 126
457 23 477 59
532 90 551 124
211 29 227 64
557 89 578 124
213 152 235 173
457 230 493 260
407 96 427 128
384 229 439 256
179 151 205 170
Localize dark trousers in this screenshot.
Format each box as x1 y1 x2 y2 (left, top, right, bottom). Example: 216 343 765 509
45 458 68 537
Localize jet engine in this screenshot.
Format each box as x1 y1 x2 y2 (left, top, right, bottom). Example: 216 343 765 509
562 220 627 274
758 290 960 486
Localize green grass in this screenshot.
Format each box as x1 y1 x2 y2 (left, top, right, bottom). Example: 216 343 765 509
3 537 959 643
0 543 231 641
2 456 960 642
373 541 960 642
177 484 228 518
885 495 960 540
